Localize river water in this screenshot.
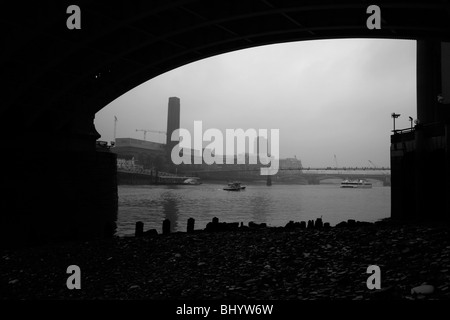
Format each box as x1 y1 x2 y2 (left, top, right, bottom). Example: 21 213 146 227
117 182 390 236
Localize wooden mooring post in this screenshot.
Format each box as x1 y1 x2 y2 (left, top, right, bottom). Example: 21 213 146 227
135 221 144 237
163 219 171 235
187 218 195 233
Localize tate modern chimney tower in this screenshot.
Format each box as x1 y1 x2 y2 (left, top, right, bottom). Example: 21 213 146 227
166 97 180 149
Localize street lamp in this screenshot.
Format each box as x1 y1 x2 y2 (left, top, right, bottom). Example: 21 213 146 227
391 113 400 133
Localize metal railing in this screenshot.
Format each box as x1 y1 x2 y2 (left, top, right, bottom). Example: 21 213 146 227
392 127 414 135
391 122 446 143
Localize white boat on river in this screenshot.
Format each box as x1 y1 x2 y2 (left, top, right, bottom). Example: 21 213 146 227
340 179 372 188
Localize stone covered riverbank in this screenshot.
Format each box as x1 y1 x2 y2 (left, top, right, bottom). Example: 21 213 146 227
1 219 449 300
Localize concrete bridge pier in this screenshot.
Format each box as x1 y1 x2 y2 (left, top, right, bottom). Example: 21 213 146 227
0 111 118 248
391 40 450 222
416 40 449 221
446 123 450 221
414 126 427 220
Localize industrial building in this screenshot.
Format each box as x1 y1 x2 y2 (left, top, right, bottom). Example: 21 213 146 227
112 96 304 181
111 97 180 172
112 138 166 170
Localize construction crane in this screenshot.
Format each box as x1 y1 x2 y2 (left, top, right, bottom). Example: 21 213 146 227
136 129 166 141
334 154 340 174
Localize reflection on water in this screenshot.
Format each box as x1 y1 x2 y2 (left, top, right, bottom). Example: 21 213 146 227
117 183 390 236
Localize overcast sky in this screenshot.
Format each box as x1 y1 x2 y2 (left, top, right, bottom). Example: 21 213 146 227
94 38 416 168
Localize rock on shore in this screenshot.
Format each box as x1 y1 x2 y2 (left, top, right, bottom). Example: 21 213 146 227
1 222 449 300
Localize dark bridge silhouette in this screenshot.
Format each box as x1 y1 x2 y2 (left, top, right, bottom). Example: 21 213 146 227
2 1 449 246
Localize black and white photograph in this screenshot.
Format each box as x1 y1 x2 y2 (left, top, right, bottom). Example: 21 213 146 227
1 1 449 317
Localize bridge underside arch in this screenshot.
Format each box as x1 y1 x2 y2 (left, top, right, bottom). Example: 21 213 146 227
3 1 450 137
1 1 450 246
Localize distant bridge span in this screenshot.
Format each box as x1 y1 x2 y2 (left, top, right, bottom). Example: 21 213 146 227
185 167 390 174
181 167 391 185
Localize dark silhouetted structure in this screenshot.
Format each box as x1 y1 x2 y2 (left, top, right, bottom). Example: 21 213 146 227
391 41 450 222
166 97 181 173
166 97 181 150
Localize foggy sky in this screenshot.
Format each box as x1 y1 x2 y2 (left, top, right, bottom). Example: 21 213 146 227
94 39 416 168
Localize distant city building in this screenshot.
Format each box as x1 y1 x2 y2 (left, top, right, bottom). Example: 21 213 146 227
112 137 166 170
114 138 165 152
117 158 145 173
112 97 182 171
111 95 303 179
279 157 303 169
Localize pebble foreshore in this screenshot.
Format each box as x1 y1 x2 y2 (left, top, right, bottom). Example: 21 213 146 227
1 219 449 300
